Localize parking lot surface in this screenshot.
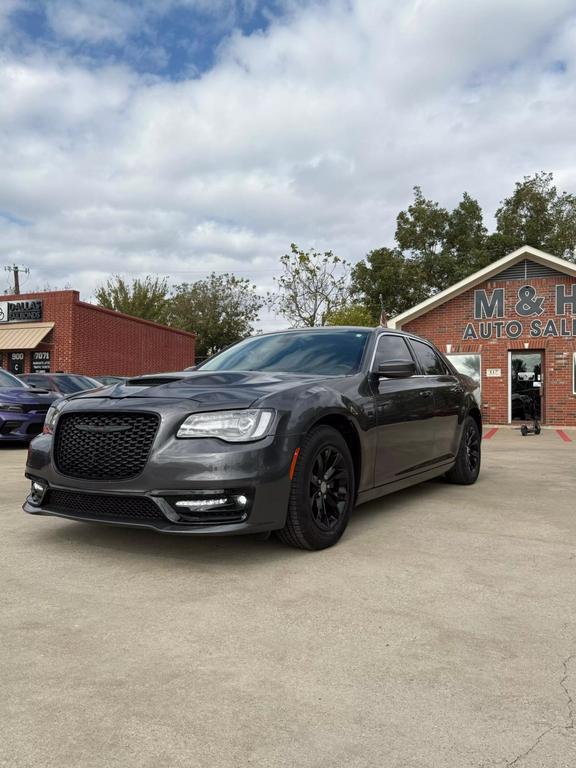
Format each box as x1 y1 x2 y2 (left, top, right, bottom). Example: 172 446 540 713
2 429 576 768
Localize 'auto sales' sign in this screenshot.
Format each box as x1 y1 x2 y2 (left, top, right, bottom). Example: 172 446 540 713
463 284 576 340
0 300 43 323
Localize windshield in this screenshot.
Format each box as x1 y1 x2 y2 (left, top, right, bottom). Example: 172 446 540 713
56 375 98 393
0 369 26 388
199 330 371 375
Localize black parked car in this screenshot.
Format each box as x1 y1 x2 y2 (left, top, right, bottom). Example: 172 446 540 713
93 375 127 386
18 373 101 396
24 328 481 550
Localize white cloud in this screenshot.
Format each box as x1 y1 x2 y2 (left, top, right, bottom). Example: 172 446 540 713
44 0 140 44
1 0 576 331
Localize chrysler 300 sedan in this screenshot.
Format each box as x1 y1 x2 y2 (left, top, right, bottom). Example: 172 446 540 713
24 327 481 549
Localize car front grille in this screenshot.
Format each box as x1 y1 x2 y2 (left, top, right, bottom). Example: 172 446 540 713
44 490 168 523
21 404 50 415
54 412 159 480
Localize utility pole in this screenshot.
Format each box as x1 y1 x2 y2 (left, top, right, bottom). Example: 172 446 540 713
4 265 29 295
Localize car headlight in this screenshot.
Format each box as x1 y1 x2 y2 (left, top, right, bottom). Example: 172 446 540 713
43 399 66 435
177 409 275 442
0 403 24 413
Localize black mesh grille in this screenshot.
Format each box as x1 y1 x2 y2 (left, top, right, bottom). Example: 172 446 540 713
21 404 50 414
45 490 167 523
54 412 159 480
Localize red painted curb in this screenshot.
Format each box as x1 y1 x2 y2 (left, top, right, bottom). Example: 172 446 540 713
483 428 498 440
556 430 572 443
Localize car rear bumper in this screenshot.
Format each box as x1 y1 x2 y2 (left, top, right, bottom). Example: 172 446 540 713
23 431 299 535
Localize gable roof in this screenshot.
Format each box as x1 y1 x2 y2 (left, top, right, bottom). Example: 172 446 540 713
389 246 576 329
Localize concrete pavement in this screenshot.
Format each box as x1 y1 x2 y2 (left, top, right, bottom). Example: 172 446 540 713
1 429 575 768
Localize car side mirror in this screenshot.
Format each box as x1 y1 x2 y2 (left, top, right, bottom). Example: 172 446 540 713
374 360 417 379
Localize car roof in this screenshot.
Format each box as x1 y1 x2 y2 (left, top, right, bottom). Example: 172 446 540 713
231 326 417 339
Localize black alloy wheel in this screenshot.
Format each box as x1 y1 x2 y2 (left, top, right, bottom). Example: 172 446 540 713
464 422 480 474
445 415 481 485
309 446 351 532
276 425 355 550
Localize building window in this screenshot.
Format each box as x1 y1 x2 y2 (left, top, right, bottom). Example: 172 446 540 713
573 353 576 395
448 353 481 405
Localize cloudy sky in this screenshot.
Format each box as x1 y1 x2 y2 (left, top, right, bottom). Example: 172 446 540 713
1 0 576 327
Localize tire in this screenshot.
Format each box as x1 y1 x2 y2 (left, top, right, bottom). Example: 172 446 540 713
520 425 528 436
275 425 355 550
445 416 481 485
534 423 541 435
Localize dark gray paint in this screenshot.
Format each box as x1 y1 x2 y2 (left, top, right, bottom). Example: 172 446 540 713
23 327 480 536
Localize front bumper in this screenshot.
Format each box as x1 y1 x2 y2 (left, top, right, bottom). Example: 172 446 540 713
0 413 44 441
23 427 299 536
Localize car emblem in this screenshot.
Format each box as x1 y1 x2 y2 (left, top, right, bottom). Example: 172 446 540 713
74 423 131 434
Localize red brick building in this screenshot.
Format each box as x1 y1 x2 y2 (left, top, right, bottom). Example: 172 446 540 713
0 290 195 377
390 246 576 426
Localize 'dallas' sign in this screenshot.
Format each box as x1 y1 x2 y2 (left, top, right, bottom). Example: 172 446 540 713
463 284 576 340
0 300 43 323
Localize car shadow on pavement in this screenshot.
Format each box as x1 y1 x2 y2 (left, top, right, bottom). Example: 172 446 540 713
30 517 306 568
29 478 453 564
345 477 457 539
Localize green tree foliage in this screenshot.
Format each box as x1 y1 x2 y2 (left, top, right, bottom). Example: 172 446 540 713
169 273 263 360
489 172 576 261
352 187 490 317
269 243 351 326
395 187 488 292
95 275 171 324
324 303 374 327
351 247 426 323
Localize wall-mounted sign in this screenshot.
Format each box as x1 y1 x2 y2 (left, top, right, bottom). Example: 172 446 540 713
486 368 502 378
0 300 43 324
31 351 51 373
8 351 25 375
463 284 576 340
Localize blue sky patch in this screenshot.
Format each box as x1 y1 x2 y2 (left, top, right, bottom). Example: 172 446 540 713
5 1 312 79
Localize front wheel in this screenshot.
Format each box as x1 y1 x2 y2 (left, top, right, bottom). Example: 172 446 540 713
445 416 481 485
275 426 355 550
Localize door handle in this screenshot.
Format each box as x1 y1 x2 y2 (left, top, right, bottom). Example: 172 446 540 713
419 390 433 398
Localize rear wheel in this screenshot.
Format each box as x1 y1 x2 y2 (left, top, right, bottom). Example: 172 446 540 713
445 416 481 485
275 426 355 550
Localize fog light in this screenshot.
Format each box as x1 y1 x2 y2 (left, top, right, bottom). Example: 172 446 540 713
236 495 248 506
29 479 48 506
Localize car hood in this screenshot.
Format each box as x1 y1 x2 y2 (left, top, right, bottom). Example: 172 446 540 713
70 370 331 409
0 388 58 404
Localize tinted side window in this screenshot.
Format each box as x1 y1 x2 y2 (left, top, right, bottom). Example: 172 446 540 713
410 340 447 375
374 335 413 365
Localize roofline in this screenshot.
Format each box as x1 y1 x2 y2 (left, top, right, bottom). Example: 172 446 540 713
388 246 576 329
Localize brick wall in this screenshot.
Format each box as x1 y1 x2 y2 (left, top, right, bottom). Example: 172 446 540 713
0 291 195 376
400 276 576 426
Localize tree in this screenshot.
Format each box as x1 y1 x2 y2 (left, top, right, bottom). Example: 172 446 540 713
395 187 488 292
350 247 427 323
269 244 351 327
95 275 170 324
169 273 263 360
489 172 576 261
324 303 374 327
351 188 489 317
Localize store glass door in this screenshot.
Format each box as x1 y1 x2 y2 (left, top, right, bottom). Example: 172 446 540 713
510 352 542 421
